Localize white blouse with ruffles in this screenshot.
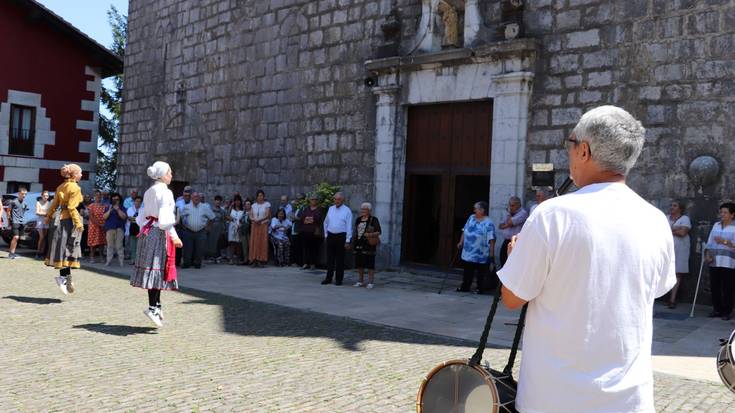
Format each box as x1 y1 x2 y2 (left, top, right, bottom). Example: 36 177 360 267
136 181 179 240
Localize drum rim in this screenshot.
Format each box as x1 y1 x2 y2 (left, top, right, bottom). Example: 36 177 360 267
727 329 735 362
416 359 500 413
719 335 735 393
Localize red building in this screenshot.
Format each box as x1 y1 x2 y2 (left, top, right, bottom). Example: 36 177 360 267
0 0 122 194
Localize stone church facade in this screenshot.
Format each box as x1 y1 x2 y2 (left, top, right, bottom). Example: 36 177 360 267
119 0 735 271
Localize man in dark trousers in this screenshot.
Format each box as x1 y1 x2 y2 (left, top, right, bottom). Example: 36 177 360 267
321 192 352 286
8 187 29 259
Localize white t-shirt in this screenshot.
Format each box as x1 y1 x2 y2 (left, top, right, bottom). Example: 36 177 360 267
497 182 676 413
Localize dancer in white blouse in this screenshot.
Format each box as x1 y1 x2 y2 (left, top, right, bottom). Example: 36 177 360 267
130 161 183 327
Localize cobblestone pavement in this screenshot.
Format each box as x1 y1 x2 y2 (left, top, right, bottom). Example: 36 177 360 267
2 255 734 412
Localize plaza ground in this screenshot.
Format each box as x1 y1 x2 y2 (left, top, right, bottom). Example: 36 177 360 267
1 248 734 412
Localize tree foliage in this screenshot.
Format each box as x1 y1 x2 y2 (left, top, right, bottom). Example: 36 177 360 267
96 6 126 191
294 182 341 210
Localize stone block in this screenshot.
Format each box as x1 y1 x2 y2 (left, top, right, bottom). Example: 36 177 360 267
676 101 722 123
646 104 673 124
525 9 553 34
583 3 612 25
587 71 612 87
641 43 668 63
529 129 564 146
579 90 602 104
614 0 648 20
538 94 562 106
582 50 613 69
564 75 583 88
686 11 719 35
551 107 583 126
657 16 683 38
683 125 725 144
532 110 549 127
564 29 600 49
639 86 661 100
549 54 580 74
653 64 683 82
710 34 735 58
556 10 581 30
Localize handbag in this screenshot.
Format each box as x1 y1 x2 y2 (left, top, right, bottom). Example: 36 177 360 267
366 216 380 247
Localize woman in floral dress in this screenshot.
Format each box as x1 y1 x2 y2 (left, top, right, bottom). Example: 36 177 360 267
86 190 107 263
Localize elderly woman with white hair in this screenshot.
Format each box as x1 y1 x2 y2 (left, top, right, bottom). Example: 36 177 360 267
456 201 496 293
45 163 84 295
352 202 382 289
130 161 183 327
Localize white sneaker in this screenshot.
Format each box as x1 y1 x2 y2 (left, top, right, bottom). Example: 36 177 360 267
366 283 374 289
104 261 111 267
354 282 363 287
144 307 163 327
55 277 68 295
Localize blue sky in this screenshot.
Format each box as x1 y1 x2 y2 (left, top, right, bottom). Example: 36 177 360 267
35 0 128 50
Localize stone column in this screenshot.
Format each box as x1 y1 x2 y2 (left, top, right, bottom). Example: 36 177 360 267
464 0 482 46
489 72 534 227
372 83 401 267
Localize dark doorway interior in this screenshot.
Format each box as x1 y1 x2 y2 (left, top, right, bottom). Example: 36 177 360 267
169 180 189 198
402 101 493 268
452 175 491 257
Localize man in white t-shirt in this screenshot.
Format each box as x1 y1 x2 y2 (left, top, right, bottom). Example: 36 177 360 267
498 106 676 413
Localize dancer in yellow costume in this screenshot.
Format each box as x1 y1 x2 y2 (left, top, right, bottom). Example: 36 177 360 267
45 164 84 295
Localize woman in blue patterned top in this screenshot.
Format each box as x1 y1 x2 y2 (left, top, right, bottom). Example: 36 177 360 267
456 201 496 294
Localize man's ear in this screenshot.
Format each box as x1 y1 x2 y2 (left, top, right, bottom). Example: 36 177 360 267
581 141 591 160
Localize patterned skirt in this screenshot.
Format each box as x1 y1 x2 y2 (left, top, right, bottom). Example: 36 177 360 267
45 218 82 269
130 227 178 290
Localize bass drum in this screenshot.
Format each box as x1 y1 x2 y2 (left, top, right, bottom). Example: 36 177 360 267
416 359 517 413
717 329 735 393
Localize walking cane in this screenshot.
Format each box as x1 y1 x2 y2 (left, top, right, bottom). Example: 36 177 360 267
437 248 461 294
690 241 708 318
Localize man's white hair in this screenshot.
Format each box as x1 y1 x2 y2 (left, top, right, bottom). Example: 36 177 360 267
360 202 372 210
572 105 645 175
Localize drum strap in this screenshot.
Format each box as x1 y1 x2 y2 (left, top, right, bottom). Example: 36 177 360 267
470 177 574 375
469 285 502 366
503 303 527 376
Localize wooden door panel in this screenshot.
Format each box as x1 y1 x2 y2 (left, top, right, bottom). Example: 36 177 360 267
404 101 493 267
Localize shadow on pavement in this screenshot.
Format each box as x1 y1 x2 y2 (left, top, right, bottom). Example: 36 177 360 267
84 264 489 352
73 323 158 336
178 292 474 352
4 295 62 305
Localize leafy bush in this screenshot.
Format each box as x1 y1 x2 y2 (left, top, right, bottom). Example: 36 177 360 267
295 182 340 210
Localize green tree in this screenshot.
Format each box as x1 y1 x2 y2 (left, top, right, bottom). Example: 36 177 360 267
96 6 126 191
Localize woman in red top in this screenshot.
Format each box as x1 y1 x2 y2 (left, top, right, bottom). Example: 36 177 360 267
86 190 107 263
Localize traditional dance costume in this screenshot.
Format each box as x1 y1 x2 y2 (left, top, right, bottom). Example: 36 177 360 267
45 178 84 294
130 167 179 327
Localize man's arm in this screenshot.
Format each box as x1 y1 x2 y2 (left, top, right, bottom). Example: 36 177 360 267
501 285 527 310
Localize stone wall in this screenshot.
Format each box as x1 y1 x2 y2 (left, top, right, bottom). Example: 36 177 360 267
524 0 735 207
119 0 421 205
120 0 735 287
524 0 735 303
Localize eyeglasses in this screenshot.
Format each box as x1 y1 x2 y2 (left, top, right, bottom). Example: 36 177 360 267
565 136 591 156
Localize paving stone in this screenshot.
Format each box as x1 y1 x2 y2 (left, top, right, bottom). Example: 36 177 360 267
2 254 734 412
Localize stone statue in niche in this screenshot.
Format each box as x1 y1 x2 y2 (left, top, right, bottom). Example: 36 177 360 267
437 0 462 48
